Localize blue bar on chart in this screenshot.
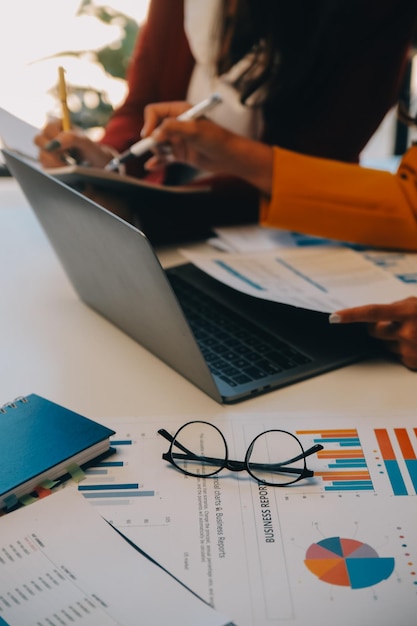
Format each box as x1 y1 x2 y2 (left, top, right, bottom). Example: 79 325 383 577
96 460 124 467
110 439 133 446
214 259 266 291
297 429 373 492
78 482 155 500
79 483 140 491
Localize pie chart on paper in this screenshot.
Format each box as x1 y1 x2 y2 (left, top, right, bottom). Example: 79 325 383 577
304 536 395 589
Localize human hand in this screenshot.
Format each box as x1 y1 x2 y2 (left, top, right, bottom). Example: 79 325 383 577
141 101 193 138
142 102 245 175
34 118 116 169
329 297 417 370
142 103 274 194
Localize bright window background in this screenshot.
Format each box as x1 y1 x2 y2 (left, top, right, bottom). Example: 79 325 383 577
0 0 150 131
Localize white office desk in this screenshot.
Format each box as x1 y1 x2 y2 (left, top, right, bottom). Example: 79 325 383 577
0 178 414 421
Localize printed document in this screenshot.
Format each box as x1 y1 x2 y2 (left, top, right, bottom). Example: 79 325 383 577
181 246 417 312
211 225 417 285
0 489 231 626
62 412 417 626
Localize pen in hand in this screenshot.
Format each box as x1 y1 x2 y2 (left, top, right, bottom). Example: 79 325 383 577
50 66 78 166
105 93 223 172
58 66 71 132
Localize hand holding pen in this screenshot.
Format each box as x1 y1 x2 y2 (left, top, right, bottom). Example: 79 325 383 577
35 66 117 169
105 93 223 171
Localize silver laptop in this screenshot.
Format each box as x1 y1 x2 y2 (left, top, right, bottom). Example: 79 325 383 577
0 107 39 163
3 149 376 404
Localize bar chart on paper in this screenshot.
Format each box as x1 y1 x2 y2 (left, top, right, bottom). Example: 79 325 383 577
74 426 171 529
79 437 155 501
295 424 417 497
373 427 417 496
296 428 374 493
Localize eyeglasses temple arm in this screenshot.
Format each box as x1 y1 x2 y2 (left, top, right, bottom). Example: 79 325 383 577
248 462 313 476
158 428 194 455
271 443 323 467
165 452 311 475
165 451 246 470
158 428 217 463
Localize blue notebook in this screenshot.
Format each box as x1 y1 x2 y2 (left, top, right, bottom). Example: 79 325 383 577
0 394 115 509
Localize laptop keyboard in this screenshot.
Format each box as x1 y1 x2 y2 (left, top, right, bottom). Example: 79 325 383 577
168 274 312 388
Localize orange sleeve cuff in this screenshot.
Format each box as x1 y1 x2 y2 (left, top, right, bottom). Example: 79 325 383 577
260 145 417 251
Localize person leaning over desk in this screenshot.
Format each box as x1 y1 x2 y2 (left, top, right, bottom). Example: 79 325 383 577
134 4 417 372
35 0 417 245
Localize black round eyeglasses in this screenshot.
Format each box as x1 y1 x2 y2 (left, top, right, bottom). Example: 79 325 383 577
158 421 323 487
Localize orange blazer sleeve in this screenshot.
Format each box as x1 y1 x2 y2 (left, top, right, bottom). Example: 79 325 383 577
260 145 417 251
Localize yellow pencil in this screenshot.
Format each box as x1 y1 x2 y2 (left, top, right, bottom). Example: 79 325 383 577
58 66 71 132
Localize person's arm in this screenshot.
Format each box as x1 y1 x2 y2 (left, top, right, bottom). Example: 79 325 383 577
260 145 417 251
35 0 194 173
329 297 417 371
144 107 417 251
99 0 194 176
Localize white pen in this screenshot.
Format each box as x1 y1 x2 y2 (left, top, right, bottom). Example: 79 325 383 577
105 93 222 172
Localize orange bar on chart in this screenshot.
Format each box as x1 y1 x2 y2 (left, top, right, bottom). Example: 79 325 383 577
395 428 416 459
317 450 364 459
316 470 370 479
297 429 358 437
375 429 396 460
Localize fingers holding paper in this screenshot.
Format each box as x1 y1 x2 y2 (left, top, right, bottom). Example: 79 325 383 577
329 297 417 371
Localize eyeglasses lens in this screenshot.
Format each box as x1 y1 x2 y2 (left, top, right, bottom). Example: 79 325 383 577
172 422 227 477
247 431 306 485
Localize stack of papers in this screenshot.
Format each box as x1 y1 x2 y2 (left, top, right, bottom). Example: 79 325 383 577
0 489 231 626
56 411 417 626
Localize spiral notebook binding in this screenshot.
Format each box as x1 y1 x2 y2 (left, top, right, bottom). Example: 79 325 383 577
0 396 28 413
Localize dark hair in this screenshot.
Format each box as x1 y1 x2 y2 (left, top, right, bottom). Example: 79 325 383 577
220 1 359 102
221 0 417 156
